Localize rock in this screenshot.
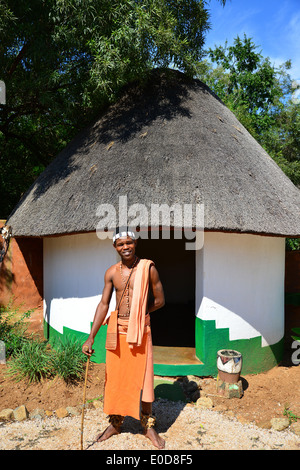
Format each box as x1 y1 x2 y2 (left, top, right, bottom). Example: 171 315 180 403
178 376 189 385
29 408 46 420
186 381 198 393
290 422 300 436
270 417 290 431
92 400 102 409
45 410 54 417
196 396 214 409
13 405 29 421
256 420 271 430
216 379 244 399
66 406 81 416
191 390 200 402
187 375 202 387
56 407 69 418
0 408 14 421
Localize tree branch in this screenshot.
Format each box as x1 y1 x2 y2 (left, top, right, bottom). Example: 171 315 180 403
7 42 30 77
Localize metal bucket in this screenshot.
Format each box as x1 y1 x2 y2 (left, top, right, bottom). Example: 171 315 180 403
217 349 242 384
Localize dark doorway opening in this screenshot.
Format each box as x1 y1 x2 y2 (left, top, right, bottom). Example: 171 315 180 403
136 232 195 348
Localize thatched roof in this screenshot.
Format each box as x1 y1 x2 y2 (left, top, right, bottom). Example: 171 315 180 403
7 69 300 238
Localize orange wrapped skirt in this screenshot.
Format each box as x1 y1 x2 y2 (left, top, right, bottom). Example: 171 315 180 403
103 317 154 420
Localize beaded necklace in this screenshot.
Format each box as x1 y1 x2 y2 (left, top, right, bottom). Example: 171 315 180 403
119 256 139 317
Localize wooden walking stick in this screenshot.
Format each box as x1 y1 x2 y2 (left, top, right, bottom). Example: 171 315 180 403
80 348 92 450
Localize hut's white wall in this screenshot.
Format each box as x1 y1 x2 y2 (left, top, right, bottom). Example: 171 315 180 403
196 232 285 347
44 231 286 350
43 233 117 335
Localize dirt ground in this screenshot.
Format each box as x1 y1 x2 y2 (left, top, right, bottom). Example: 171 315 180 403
0 310 299 427
0 354 299 428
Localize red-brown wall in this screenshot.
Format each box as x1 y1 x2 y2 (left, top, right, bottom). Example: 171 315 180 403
0 220 43 313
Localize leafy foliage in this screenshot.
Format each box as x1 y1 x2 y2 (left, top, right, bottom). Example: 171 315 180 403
6 339 52 383
199 34 300 190
0 0 226 217
283 405 300 423
291 327 300 343
0 302 33 356
1 303 87 383
49 335 87 383
286 238 300 251
5 333 87 384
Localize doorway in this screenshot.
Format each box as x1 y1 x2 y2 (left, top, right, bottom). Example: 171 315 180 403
136 232 196 363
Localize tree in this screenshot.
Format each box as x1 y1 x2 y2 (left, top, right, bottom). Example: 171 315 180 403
199 34 300 188
0 0 227 218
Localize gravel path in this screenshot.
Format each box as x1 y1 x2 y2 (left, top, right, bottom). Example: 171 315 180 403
0 399 299 452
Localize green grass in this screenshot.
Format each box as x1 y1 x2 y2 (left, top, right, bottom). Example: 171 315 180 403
6 335 88 384
1 303 87 383
291 327 300 343
49 336 87 383
6 339 52 383
283 405 300 424
0 302 34 357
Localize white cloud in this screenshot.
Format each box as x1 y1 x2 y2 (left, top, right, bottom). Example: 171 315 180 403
287 11 300 42
285 12 300 79
205 0 300 80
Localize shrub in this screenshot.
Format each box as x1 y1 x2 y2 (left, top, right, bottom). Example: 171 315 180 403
291 327 300 343
4 309 87 383
6 339 52 383
0 302 34 357
49 336 87 383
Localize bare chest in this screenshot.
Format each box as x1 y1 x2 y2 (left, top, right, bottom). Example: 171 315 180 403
113 265 137 314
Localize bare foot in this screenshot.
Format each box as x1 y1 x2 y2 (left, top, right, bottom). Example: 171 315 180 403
145 427 165 449
96 424 120 442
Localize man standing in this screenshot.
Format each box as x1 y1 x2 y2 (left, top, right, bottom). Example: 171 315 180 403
82 229 165 449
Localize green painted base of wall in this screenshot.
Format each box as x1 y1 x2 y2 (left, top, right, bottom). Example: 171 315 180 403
152 318 283 376
44 320 108 364
193 317 284 377
44 316 284 377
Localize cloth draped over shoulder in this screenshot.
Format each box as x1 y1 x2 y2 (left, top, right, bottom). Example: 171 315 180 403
105 258 154 350
126 259 154 348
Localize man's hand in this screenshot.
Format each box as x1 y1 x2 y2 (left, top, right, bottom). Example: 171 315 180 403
82 338 94 357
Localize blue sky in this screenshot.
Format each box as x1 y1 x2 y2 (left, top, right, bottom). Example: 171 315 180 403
205 0 300 81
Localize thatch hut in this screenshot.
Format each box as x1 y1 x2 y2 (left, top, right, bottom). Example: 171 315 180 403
7 69 300 376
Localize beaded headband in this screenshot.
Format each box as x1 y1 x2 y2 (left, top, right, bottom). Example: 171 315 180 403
113 230 136 244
